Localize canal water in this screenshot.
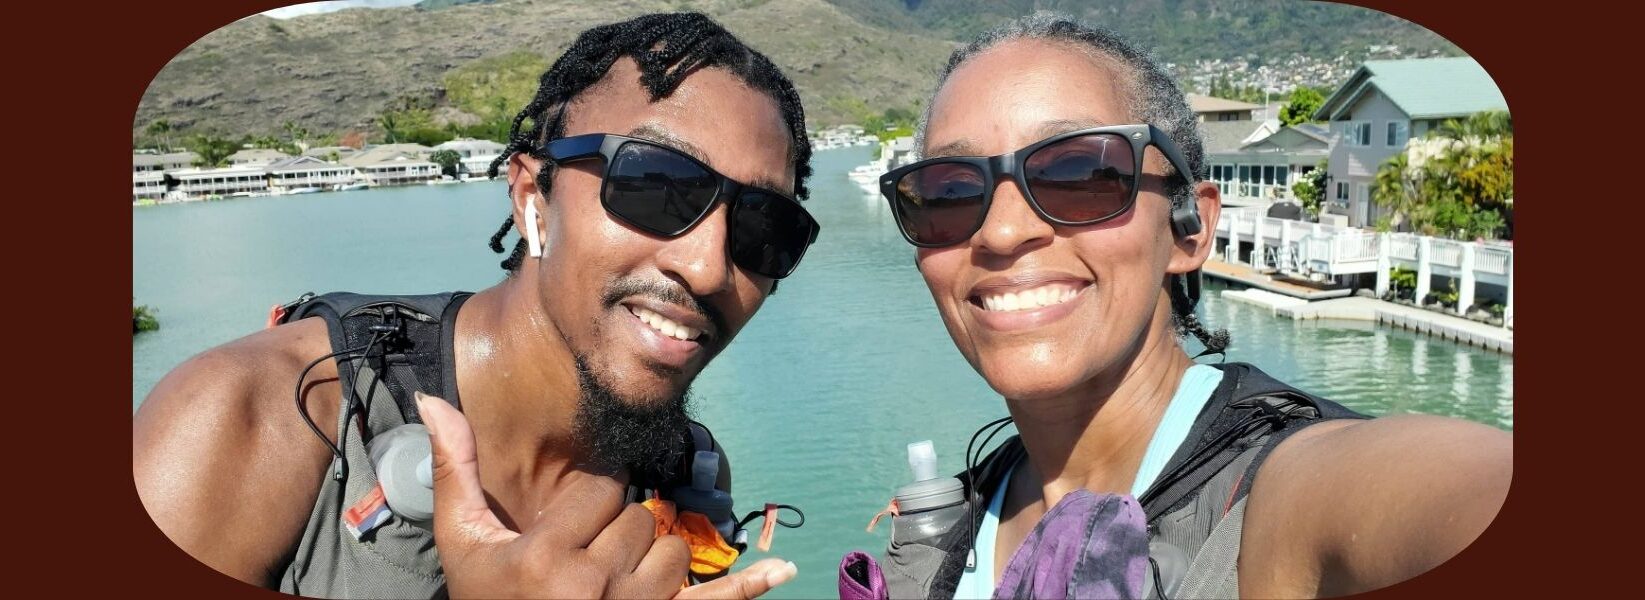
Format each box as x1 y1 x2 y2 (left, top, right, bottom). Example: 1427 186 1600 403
132 145 1511 598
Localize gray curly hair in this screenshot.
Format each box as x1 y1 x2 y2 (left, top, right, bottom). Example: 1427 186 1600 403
914 11 1229 356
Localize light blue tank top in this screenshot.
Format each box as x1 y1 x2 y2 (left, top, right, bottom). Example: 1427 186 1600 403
953 364 1224 599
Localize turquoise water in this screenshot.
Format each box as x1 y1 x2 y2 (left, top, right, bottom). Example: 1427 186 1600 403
132 146 1511 598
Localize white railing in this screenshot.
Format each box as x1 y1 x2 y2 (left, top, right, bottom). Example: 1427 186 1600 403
1301 235 1331 266
1430 240 1464 268
1476 246 1511 275
1389 234 1419 261
1336 233 1380 263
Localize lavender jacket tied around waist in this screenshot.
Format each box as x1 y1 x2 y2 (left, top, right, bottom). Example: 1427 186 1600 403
838 489 1149 600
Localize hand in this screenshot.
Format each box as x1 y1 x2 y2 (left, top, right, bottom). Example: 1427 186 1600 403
675 558 798 599
418 392 694 598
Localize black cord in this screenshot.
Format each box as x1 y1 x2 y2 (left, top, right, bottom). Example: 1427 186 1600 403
961 415 1015 570
1137 398 1303 509
737 504 806 529
292 331 388 462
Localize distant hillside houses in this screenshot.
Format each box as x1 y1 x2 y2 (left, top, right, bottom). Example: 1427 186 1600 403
1197 56 1507 228
132 139 507 203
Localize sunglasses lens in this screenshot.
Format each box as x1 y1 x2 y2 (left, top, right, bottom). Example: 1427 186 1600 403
731 190 816 279
892 162 987 246
1023 133 1136 223
604 142 719 235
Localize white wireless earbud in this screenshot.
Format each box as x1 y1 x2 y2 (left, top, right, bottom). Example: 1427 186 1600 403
524 193 543 258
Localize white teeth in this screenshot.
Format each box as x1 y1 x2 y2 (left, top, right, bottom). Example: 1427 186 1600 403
630 306 700 341
979 284 1082 312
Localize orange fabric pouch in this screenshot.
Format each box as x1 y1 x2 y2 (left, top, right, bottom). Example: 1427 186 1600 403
642 498 741 584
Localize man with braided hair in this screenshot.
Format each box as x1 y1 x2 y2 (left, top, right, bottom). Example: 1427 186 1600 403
136 12 818 598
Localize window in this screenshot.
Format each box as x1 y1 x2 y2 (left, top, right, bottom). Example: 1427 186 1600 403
1336 181 1349 200
1387 122 1409 147
1344 121 1372 147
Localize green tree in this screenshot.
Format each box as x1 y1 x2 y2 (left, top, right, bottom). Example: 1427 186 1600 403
1290 162 1328 217
134 303 159 333
379 112 402 144
430 149 461 178
145 120 173 151
1371 110 1513 239
185 134 240 168
283 120 311 150
1279 87 1325 126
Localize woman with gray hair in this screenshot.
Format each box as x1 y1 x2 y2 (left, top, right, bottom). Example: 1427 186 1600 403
839 13 1509 600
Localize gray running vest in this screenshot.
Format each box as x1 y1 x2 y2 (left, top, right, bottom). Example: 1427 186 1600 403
878 362 1369 600
271 291 740 598
277 292 472 599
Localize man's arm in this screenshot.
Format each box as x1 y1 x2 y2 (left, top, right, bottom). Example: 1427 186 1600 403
133 321 340 587
1241 414 1511 597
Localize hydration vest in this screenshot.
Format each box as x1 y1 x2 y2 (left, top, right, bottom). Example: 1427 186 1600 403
272 291 744 598
857 362 1369 600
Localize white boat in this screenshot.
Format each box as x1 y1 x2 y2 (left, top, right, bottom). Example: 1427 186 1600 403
849 157 889 197
286 187 322 195
337 183 371 191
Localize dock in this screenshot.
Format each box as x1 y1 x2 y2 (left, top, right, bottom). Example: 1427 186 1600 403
1201 259 1351 300
1208 259 1512 355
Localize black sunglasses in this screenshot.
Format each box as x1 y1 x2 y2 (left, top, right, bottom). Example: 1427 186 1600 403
880 124 1198 248
541 133 820 279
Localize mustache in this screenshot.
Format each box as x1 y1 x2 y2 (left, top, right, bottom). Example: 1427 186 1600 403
601 277 728 346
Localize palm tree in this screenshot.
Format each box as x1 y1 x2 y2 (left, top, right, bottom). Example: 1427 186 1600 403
379 113 401 144
146 120 173 151
1436 110 1511 140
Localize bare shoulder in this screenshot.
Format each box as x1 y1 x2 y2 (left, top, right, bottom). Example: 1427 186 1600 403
1240 414 1512 597
133 318 343 586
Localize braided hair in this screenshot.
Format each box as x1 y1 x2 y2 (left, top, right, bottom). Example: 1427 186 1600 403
485 12 813 273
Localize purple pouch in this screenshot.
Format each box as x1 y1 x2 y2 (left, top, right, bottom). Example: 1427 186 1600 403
839 550 890 600
992 489 1150 600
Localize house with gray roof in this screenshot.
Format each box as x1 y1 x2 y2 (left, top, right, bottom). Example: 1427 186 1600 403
265 156 360 191
434 138 507 178
133 151 200 174
301 145 359 162
1187 94 1262 122
344 146 439 186
1313 57 1508 227
228 148 293 167
1203 122 1330 205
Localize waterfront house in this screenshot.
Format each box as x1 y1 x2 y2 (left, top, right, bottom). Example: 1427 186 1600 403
433 138 506 178
1204 122 1330 205
886 136 917 169
1313 57 1508 227
361 143 434 158
433 138 506 159
165 165 270 200
133 171 167 203
1187 94 1261 122
264 156 359 192
344 148 440 187
301 146 359 162
132 151 200 174
228 148 293 167
458 154 501 179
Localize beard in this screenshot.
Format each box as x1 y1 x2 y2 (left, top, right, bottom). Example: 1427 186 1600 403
571 354 695 485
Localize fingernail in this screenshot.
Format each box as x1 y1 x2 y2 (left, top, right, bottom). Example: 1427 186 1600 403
414 392 438 437
765 561 797 588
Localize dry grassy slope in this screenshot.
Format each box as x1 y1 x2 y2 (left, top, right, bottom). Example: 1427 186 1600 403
135 0 957 138
134 0 1457 140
